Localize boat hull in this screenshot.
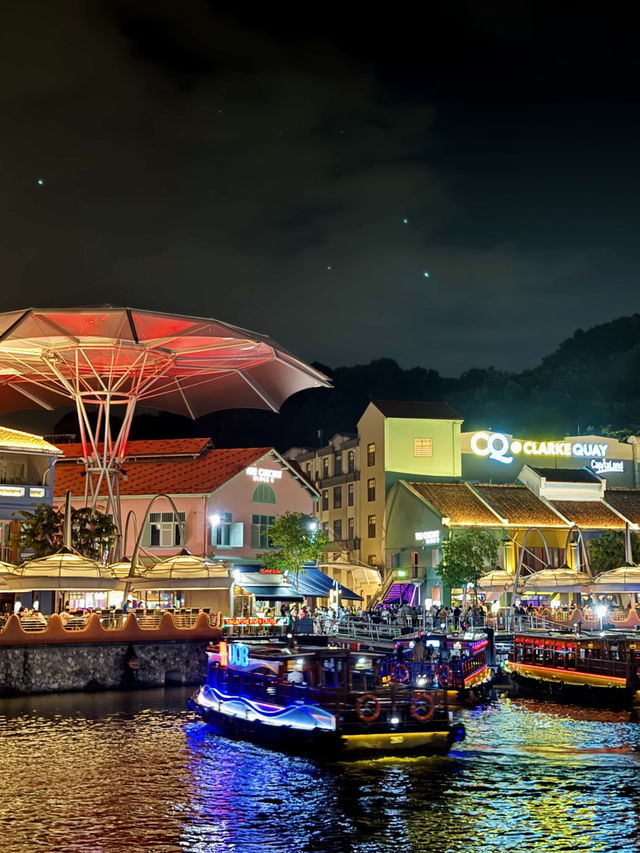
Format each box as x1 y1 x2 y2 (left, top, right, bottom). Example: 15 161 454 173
506 662 638 709
191 698 464 758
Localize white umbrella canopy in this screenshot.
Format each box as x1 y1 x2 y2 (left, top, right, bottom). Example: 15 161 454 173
477 569 517 592
15 547 111 577
131 550 232 591
521 567 593 594
591 565 640 593
9 547 122 591
142 550 230 578
107 557 147 579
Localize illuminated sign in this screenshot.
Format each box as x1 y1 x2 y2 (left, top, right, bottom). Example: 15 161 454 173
246 467 283 483
591 459 624 474
219 641 250 667
222 617 284 626
0 486 25 497
259 568 281 574
29 488 46 498
397 569 408 578
470 432 608 466
415 530 440 544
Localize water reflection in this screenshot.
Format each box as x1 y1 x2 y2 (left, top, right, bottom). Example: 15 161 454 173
0 691 638 853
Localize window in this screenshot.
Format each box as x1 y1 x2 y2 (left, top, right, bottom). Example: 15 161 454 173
367 443 376 466
368 514 376 538
347 483 354 506
211 512 244 548
367 478 376 501
251 514 276 549
414 437 433 457
322 521 329 535
322 489 329 511
368 554 377 566
347 450 355 473
333 486 342 509
322 457 329 478
148 512 185 548
306 463 311 478
348 517 355 540
334 452 342 475
333 519 342 540
252 484 276 504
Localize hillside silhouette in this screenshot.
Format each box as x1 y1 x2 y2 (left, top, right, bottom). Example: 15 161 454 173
52 313 640 450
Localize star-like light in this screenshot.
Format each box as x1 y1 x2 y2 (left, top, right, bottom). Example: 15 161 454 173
423 271 430 277
37 179 44 185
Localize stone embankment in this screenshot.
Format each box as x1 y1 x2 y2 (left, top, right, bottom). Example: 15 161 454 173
0 612 222 696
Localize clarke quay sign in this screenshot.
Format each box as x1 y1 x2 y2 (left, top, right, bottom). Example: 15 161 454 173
470 432 608 466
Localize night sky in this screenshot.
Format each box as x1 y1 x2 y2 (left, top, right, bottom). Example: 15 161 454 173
2 2 639 376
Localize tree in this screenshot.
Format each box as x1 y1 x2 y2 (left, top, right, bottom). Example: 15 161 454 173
588 530 640 574
13 504 118 562
259 512 330 590
437 529 499 592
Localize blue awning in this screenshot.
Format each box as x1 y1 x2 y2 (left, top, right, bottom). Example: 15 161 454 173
295 566 363 601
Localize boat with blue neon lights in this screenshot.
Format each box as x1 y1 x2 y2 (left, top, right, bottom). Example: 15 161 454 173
190 639 466 758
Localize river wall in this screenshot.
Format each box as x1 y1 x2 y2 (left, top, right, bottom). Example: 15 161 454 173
0 612 223 696
0 639 213 696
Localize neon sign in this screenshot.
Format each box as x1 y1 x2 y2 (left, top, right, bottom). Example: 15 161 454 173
219 641 250 667
246 467 283 483
470 432 608 466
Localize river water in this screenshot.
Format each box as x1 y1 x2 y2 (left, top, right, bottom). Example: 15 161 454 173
0 688 638 853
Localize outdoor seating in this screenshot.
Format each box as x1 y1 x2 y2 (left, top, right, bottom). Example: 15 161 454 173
19 617 47 632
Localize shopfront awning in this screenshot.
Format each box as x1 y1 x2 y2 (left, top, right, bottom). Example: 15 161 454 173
237 584 303 601
295 567 363 601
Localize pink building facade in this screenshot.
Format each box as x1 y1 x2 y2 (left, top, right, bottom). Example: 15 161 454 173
53 439 318 611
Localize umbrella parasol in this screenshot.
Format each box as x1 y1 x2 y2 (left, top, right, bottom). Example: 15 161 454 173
0 306 330 531
9 547 121 591
521 567 593 594
132 550 232 591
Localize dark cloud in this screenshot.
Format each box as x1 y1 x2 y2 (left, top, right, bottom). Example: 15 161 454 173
0 1 638 377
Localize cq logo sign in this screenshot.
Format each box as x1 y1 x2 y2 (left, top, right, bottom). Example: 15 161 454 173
470 432 512 464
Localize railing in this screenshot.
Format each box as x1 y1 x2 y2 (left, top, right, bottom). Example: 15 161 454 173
0 610 223 645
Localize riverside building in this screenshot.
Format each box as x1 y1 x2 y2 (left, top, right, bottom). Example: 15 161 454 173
286 402 640 607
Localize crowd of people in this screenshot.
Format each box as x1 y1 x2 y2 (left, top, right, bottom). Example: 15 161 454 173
255 600 487 634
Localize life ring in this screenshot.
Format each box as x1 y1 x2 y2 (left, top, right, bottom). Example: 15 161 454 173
410 692 435 721
355 693 381 723
391 663 410 683
435 664 452 687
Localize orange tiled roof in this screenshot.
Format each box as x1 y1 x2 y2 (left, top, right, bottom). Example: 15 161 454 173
408 482 503 525
54 447 275 496
473 484 567 527
59 438 212 459
549 500 626 529
604 489 640 525
0 425 62 455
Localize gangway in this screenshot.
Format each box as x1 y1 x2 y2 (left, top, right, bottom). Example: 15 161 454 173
327 618 407 652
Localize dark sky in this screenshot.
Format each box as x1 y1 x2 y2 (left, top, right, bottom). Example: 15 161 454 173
1 1 639 376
